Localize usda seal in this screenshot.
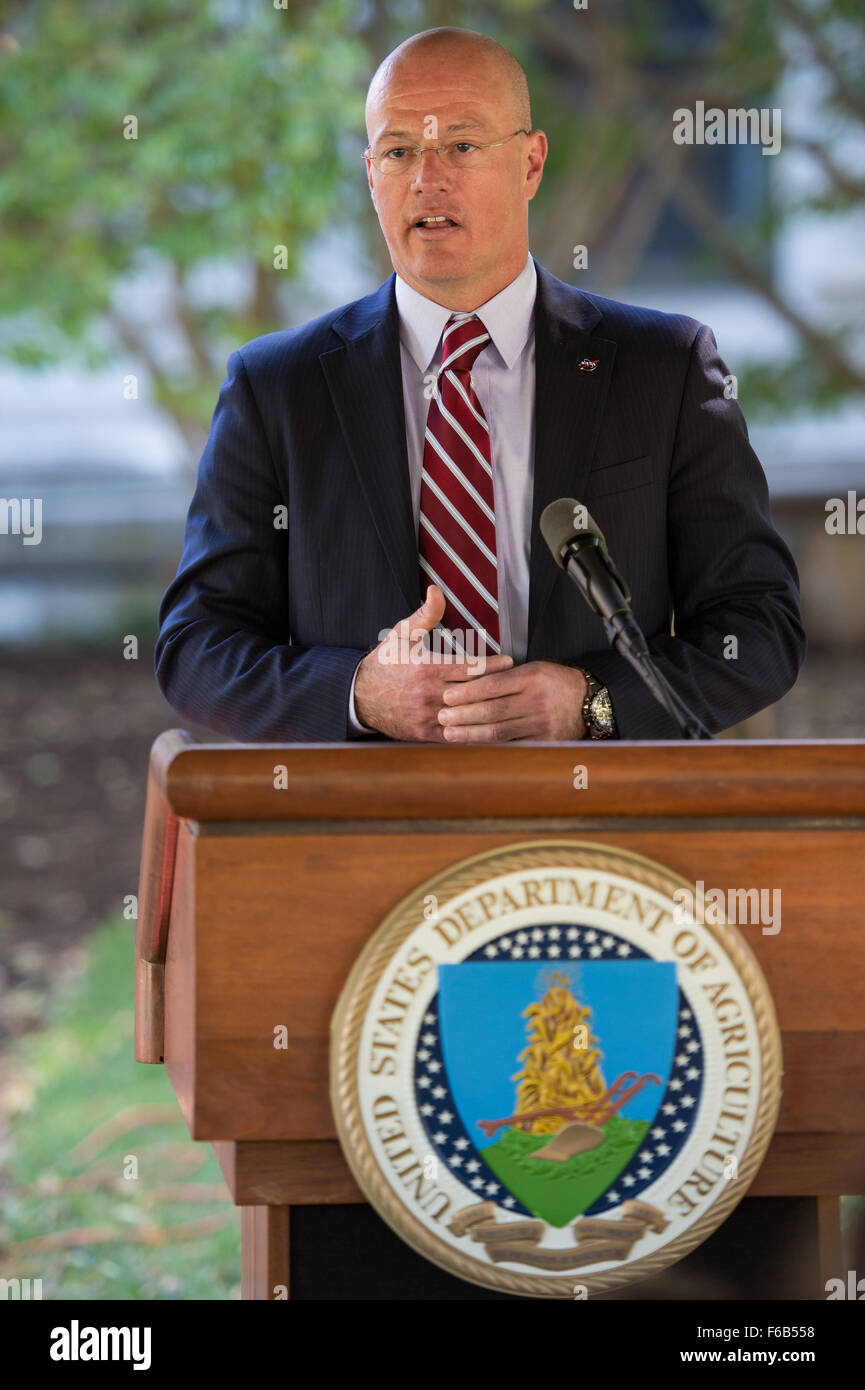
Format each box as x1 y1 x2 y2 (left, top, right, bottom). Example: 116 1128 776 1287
330 842 781 1297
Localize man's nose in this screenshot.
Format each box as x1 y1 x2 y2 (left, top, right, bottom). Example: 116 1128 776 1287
411 147 451 186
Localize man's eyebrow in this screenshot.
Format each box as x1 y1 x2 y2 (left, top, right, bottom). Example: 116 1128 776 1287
375 120 488 140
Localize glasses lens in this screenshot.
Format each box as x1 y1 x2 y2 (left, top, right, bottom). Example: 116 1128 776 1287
372 147 420 175
372 142 491 175
444 143 483 168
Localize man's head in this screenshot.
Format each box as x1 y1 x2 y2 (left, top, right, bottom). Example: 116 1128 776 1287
364 28 547 309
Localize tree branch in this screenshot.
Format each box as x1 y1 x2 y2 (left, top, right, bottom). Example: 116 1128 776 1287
775 0 865 126
172 265 216 379
783 130 865 202
670 170 865 393
107 312 205 460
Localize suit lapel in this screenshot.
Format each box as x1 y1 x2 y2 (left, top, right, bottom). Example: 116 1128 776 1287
526 259 617 657
319 275 421 615
319 262 617 650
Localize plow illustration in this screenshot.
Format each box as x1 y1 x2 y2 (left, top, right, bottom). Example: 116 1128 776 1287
477 1070 662 1159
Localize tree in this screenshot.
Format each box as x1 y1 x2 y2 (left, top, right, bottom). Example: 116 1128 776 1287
0 0 367 452
1 0 862 453
502 0 865 409
356 0 865 411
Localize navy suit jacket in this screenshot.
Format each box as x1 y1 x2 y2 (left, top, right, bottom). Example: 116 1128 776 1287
155 257 806 741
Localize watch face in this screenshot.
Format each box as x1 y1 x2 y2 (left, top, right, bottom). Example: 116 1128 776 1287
590 690 615 733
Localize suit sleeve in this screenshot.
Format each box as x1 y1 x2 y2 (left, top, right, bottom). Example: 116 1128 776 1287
575 324 806 738
154 349 381 742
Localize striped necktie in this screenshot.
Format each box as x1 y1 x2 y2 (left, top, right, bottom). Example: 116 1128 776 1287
418 312 500 658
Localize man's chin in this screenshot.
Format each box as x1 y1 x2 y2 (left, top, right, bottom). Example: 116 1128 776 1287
401 248 474 285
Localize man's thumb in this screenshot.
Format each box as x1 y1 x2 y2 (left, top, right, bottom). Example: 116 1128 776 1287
398 584 446 634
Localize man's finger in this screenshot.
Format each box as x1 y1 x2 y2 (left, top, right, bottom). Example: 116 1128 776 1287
442 652 515 682
442 667 523 701
439 693 524 727
442 716 531 743
392 584 446 637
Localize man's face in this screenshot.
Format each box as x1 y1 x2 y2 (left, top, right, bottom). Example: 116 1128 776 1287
364 50 546 305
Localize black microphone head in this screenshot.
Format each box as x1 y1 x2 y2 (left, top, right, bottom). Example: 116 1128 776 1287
539 498 607 569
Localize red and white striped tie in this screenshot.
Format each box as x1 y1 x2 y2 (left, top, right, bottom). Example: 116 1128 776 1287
418 313 500 658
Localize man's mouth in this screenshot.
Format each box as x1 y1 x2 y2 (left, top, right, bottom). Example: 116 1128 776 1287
412 214 461 233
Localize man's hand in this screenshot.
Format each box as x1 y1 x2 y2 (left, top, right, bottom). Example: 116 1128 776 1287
437 660 589 742
353 586 515 741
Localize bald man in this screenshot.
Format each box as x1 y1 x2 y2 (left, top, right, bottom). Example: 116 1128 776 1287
156 26 804 748
153 26 805 1300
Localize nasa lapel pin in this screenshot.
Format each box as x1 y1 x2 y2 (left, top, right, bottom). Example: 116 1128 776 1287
579 358 600 372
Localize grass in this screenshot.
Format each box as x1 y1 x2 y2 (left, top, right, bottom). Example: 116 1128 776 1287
0 916 240 1300
483 1117 650 1227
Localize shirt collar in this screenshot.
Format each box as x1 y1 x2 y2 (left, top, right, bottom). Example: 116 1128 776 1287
394 254 536 373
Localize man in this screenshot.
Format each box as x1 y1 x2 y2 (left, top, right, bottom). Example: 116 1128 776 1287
155 28 806 746
153 27 806 1301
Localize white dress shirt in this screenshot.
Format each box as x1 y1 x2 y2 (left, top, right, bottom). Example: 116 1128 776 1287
348 254 538 732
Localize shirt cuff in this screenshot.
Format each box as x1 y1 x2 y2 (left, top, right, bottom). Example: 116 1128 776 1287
347 659 376 735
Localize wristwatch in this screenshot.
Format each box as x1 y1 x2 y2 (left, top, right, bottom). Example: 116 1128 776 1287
577 667 617 740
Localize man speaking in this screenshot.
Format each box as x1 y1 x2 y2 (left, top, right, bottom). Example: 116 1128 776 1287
155 26 805 746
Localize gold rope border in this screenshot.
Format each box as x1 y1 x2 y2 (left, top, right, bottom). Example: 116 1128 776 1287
330 840 782 1299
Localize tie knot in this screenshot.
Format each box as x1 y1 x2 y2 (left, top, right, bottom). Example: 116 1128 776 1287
441 313 490 375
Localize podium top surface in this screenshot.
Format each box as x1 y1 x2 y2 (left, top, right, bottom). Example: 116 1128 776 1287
147 732 865 823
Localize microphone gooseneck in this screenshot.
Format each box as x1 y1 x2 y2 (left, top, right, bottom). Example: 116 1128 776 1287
540 497 712 741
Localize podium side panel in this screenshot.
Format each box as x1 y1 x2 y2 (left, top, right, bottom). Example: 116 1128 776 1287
163 822 197 1130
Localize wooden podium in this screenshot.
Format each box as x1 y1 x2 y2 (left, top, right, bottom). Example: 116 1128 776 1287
135 734 865 1299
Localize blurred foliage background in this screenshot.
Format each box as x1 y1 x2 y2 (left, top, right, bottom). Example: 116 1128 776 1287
1 0 863 446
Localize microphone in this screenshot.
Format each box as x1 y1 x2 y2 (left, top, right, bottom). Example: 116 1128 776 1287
540 497 712 740
539 499 648 658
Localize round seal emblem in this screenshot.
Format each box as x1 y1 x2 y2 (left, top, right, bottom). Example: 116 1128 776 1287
330 841 781 1297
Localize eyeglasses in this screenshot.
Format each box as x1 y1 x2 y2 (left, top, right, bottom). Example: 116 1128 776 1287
364 128 530 177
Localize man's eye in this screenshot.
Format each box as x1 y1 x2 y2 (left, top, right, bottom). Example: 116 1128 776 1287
383 147 409 160
452 142 477 154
